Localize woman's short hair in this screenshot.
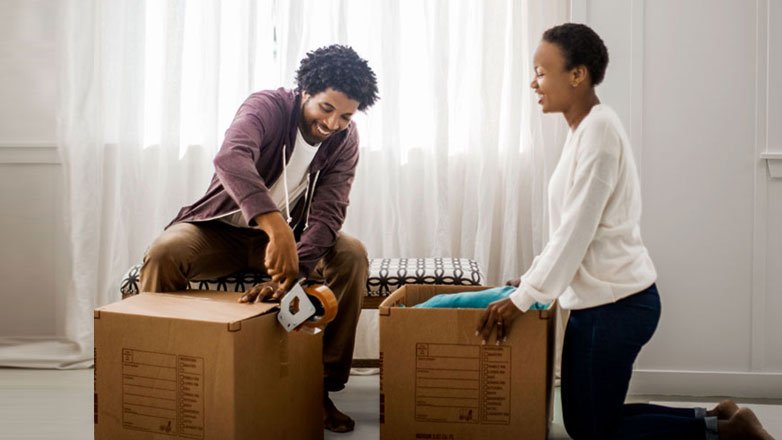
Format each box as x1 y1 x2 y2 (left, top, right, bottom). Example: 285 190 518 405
543 23 609 86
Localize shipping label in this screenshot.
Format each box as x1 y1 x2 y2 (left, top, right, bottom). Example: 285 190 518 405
121 349 205 438
414 343 510 425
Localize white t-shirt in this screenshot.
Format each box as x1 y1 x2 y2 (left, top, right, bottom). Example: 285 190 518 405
220 129 319 228
510 104 657 311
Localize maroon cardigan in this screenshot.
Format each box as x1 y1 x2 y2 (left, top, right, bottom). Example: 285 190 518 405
169 88 360 277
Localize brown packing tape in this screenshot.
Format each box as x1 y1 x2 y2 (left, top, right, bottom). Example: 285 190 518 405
302 284 338 329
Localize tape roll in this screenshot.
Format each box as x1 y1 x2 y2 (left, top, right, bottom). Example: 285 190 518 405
302 284 338 329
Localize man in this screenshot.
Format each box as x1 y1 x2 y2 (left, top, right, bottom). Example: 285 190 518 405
140 44 379 433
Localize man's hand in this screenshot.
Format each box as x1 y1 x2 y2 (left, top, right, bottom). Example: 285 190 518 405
505 278 521 288
237 281 285 303
475 297 523 345
254 212 299 293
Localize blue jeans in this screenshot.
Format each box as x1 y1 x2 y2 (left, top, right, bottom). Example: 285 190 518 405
561 284 711 439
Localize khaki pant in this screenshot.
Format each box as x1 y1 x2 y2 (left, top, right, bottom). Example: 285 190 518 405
139 221 367 392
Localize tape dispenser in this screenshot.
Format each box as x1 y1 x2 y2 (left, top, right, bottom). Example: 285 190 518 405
277 279 338 334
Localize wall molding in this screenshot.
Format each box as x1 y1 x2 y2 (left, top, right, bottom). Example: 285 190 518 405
759 0 781 180
761 152 782 178
630 0 644 171
630 370 782 399
0 143 60 164
751 0 769 372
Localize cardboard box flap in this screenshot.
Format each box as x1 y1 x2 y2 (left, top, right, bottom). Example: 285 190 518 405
379 285 490 315
97 292 277 324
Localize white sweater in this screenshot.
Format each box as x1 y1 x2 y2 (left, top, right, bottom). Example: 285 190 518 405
510 104 657 311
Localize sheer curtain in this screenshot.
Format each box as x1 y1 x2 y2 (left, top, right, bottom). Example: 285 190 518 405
29 0 285 368
1 0 567 368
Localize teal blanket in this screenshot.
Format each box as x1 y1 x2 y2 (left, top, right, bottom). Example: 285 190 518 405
412 286 549 310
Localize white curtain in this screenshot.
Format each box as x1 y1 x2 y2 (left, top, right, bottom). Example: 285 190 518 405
0 0 567 368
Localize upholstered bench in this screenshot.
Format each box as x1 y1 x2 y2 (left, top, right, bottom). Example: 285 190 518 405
120 257 486 309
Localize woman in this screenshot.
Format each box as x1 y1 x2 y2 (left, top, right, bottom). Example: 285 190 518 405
476 23 773 440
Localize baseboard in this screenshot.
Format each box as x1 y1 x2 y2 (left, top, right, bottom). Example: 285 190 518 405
0 144 60 164
629 369 782 399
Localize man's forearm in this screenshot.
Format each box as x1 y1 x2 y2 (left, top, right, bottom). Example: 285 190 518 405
254 212 289 238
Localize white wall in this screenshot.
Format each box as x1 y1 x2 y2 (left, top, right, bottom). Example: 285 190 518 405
577 0 782 397
0 0 65 337
0 0 57 143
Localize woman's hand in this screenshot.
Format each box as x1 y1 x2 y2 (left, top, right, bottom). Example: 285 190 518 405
475 297 523 345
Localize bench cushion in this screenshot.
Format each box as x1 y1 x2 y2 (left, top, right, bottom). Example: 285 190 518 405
365 258 485 296
121 257 485 298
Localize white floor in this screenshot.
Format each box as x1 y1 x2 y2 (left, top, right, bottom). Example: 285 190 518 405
327 375 572 440
0 369 93 440
1 368 779 439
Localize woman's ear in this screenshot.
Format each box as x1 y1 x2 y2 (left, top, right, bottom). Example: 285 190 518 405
570 65 589 87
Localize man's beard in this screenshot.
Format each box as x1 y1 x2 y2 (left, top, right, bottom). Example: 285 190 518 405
298 98 322 144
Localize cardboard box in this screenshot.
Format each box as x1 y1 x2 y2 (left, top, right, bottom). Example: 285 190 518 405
94 291 323 440
379 285 555 440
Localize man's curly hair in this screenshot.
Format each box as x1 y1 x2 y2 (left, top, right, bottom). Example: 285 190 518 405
295 45 379 111
543 23 609 86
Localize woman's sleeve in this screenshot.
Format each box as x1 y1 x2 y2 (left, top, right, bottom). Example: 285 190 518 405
509 119 622 311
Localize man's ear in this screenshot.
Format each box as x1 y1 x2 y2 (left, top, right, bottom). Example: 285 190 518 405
570 65 589 87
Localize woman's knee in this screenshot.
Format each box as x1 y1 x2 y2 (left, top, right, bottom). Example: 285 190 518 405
562 391 621 440
563 416 592 440
564 415 614 440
